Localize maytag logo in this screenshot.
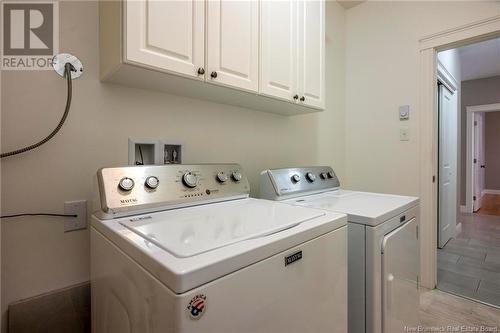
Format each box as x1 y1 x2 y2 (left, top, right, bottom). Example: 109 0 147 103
120 198 138 205
284 250 303 266
2 1 59 70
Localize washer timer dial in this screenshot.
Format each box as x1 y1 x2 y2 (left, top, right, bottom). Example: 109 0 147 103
182 172 198 188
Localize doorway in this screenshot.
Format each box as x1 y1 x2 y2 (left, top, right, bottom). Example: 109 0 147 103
436 37 500 307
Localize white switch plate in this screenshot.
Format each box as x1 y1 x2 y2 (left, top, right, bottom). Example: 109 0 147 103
64 200 87 232
400 128 410 141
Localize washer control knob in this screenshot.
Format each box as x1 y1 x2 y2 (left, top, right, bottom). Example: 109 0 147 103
291 174 301 183
231 171 243 182
182 172 198 188
320 172 328 180
306 172 316 182
216 172 228 183
327 171 335 179
145 176 159 189
118 177 135 191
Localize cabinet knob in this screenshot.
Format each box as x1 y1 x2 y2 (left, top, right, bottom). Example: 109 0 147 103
300 96 305 102
197 67 205 75
293 94 299 100
210 71 218 79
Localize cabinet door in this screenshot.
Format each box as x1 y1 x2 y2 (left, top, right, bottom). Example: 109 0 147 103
297 0 325 109
125 0 205 79
207 0 259 92
260 0 297 101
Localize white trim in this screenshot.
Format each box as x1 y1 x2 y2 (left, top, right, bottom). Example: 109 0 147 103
419 16 500 50
465 104 500 213
468 103 500 113
419 17 500 290
482 189 500 195
437 60 458 93
455 223 462 237
460 205 467 213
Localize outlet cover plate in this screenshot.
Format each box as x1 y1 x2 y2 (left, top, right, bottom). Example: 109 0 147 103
64 200 87 232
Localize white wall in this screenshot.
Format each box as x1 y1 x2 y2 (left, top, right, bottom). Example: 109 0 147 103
0 1 346 327
345 1 500 195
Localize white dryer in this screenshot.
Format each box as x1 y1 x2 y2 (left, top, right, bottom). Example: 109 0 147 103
91 164 348 333
260 166 420 333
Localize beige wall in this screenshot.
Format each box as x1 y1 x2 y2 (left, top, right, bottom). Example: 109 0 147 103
460 76 500 204
485 112 500 191
344 1 500 195
0 1 346 326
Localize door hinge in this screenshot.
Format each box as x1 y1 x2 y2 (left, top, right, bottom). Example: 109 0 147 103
474 121 478 126
432 175 436 183
474 158 477 164
416 225 419 240
473 196 477 201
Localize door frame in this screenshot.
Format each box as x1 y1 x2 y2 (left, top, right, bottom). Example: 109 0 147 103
418 15 500 289
465 103 500 213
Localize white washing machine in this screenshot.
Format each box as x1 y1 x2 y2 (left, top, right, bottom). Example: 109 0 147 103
260 166 420 333
91 164 348 333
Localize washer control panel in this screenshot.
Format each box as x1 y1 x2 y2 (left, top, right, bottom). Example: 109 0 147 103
96 164 249 219
259 166 340 200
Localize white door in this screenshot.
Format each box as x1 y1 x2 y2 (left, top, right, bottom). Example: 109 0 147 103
260 0 297 102
473 112 486 211
438 84 458 248
297 0 325 109
207 0 259 92
125 0 205 79
382 219 419 333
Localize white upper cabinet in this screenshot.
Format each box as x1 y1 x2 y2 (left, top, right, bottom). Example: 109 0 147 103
260 0 325 108
100 0 326 115
125 0 205 79
207 1 259 92
260 0 297 101
297 0 325 109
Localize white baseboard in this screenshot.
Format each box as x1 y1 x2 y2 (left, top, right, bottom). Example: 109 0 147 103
455 222 462 236
460 205 467 213
482 189 500 195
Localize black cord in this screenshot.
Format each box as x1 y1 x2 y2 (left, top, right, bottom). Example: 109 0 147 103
1 63 75 159
0 213 77 219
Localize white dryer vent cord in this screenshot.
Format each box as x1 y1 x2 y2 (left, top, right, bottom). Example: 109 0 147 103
1 63 75 159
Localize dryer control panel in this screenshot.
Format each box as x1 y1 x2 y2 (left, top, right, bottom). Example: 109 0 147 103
260 166 340 201
96 164 249 219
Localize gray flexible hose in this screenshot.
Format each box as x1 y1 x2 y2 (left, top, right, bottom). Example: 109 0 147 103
1 63 74 159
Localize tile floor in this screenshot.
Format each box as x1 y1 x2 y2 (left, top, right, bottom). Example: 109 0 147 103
437 208 500 307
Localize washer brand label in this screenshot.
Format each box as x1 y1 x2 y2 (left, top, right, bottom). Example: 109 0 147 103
187 294 207 320
120 198 137 205
285 250 302 266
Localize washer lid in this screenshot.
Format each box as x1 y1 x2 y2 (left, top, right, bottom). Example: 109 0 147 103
290 190 419 226
120 199 325 258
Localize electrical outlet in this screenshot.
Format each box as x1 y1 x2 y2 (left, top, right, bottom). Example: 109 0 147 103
64 200 87 232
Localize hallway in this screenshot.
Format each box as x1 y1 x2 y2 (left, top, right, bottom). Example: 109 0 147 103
437 212 500 306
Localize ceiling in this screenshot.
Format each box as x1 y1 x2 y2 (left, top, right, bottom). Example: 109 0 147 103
337 1 365 9
459 37 500 81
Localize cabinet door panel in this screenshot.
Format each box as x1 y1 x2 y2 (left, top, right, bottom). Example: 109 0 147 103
207 0 258 91
298 0 325 108
125 0 204 78
260 0 297 101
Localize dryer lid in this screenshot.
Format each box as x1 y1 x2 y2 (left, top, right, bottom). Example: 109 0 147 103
290 190 419 226
120 199 325 258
